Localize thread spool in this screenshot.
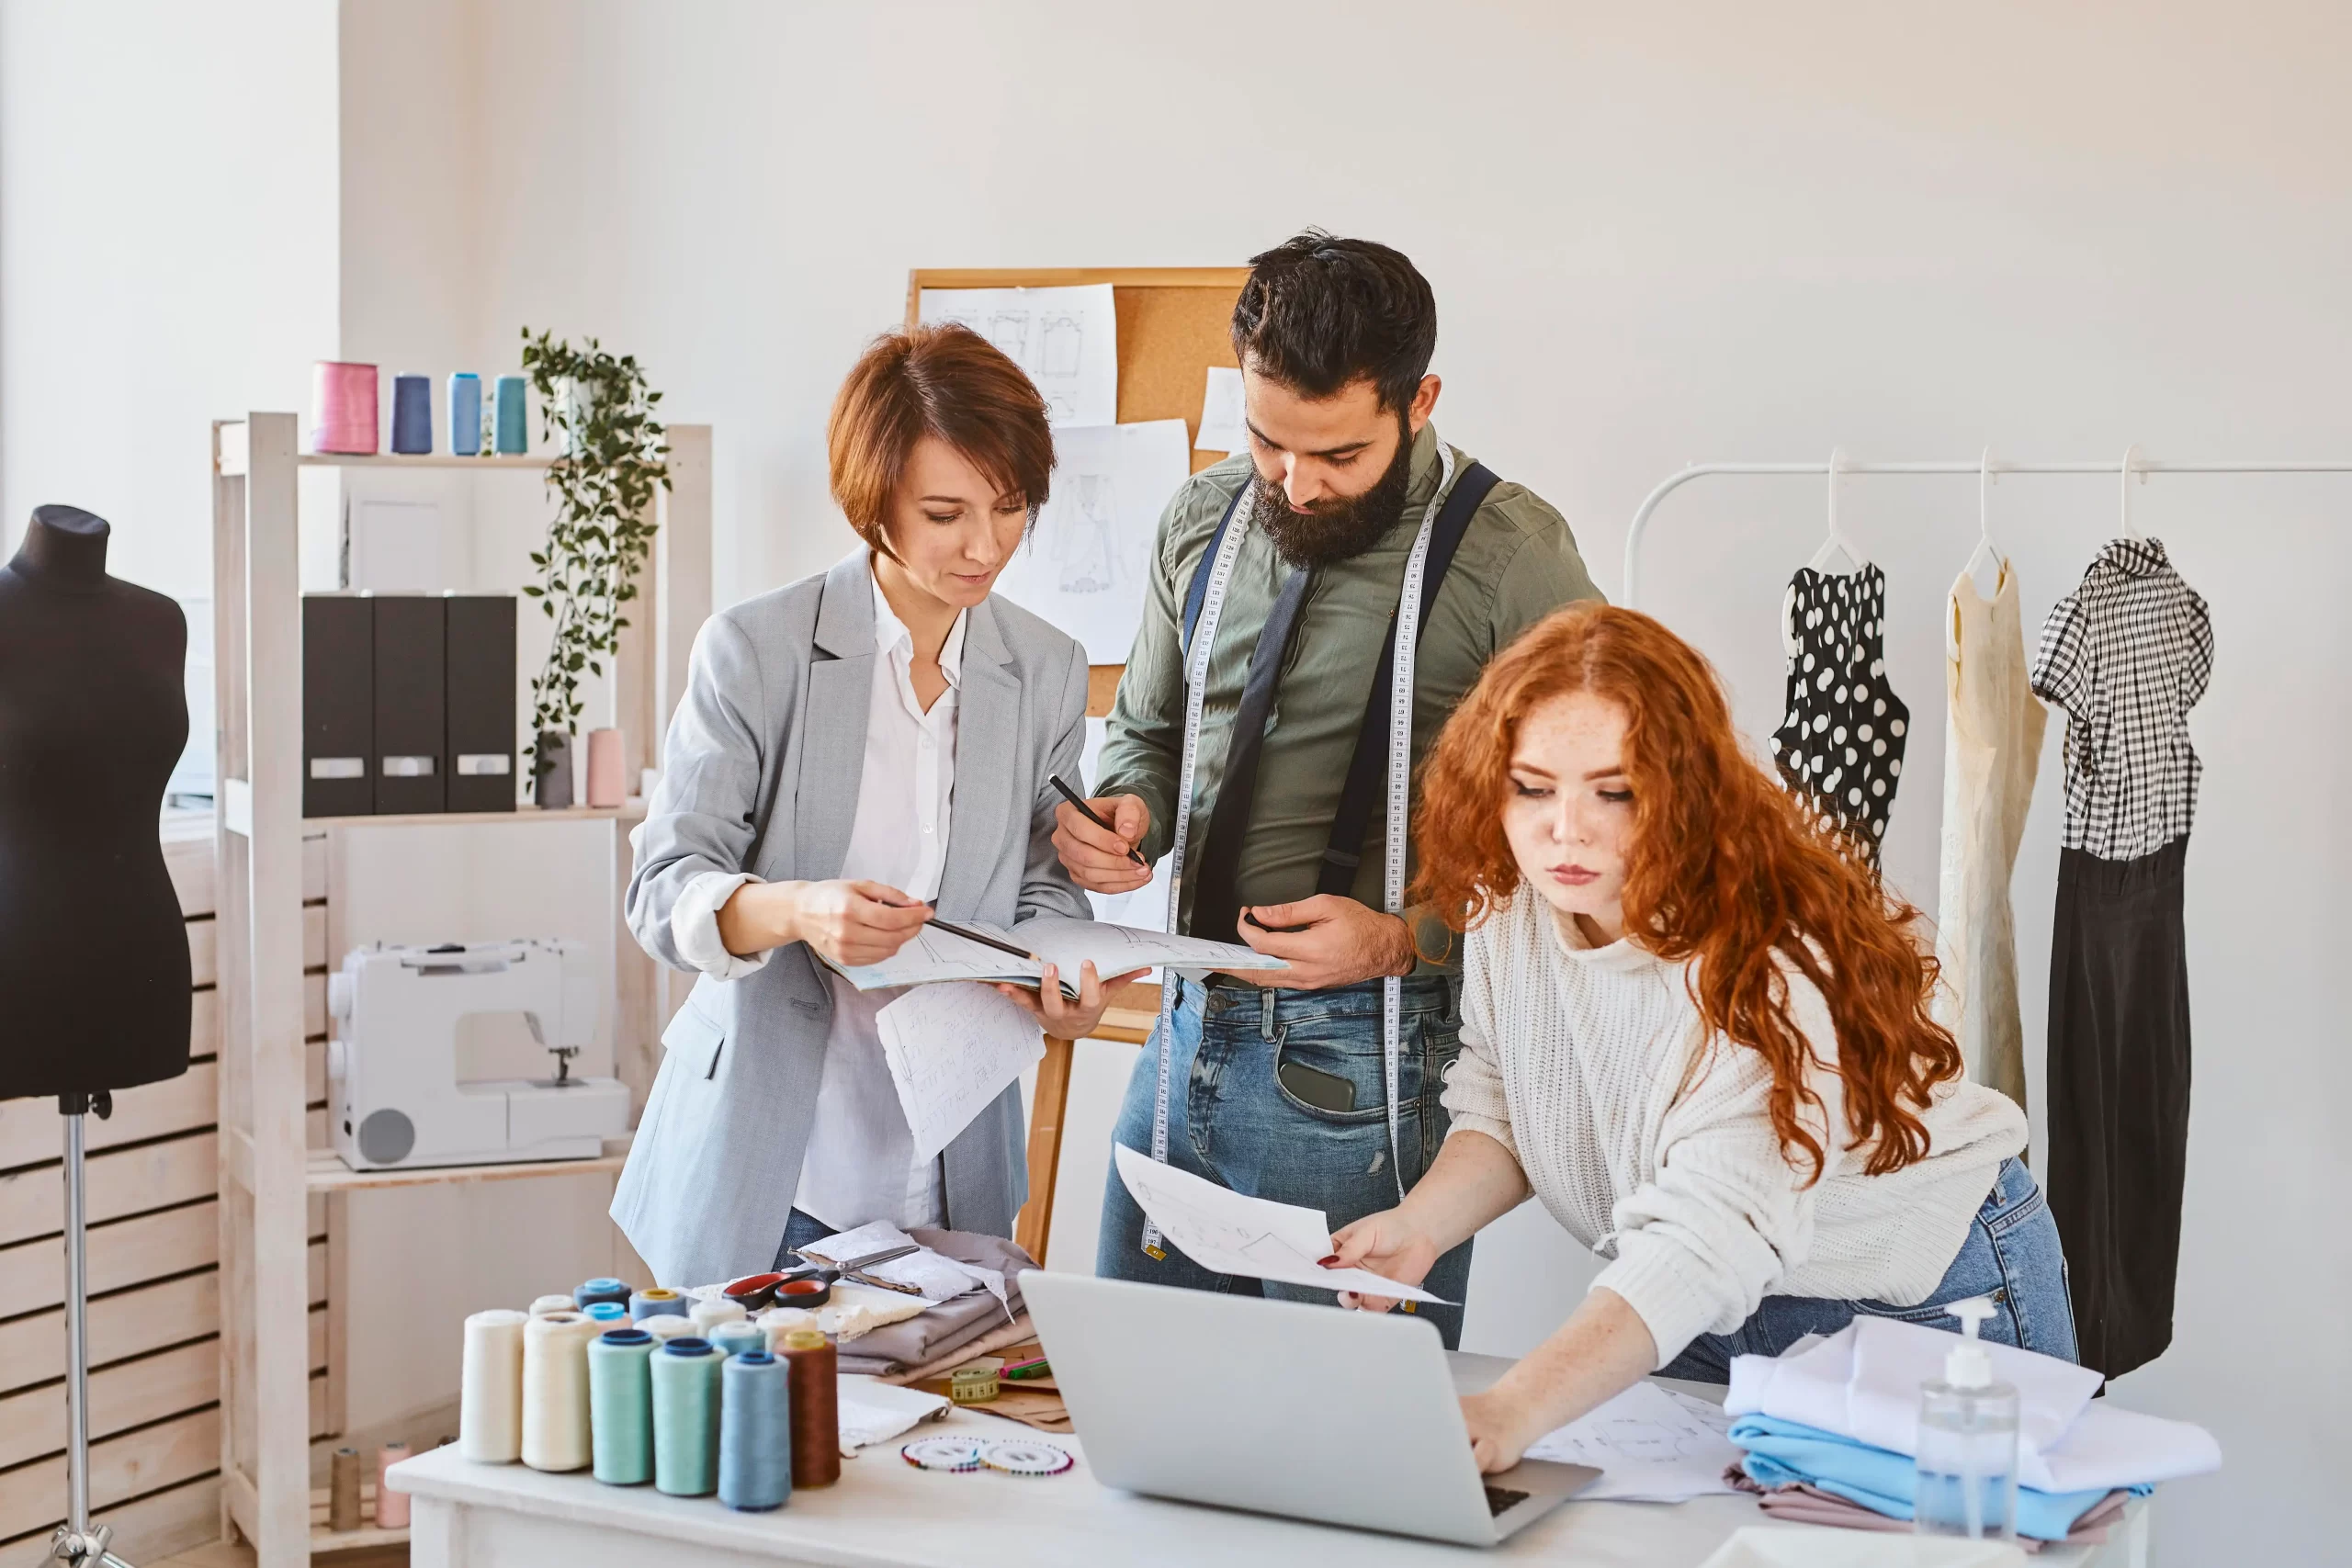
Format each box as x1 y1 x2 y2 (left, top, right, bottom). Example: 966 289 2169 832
779 1329 840 1489
629 1287 686 1322
582 1301 628 1330
755 1306 818 1352
390 374 432 454
719 1351 793 1512
645 1314 699 1343
311 361 378 455
575 1276 631 1311
458 1308 527 1462
520 1312 594 1472
375 1443 411 1528
448 373 482 457
650 1337 722 1496
711 1321 766 1359
328 1447 363 1531
689 1295 748 1335
586 1328 655 1485
528 1293 577 1317
494 375 528 455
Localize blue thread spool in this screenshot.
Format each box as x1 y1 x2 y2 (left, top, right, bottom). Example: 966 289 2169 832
575 1277 631 1311
586 1328 654 1485
650 1337 720 1496
449 373 481 456
629 1288 687 1322
494 375 528 455
718 1350 792 1512
582 1302 628 1329
390 374 433 454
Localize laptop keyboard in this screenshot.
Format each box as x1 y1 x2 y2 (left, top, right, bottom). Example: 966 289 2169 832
1484 1484 1530 1517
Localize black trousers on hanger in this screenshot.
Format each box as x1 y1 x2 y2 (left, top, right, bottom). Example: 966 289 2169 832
2046 834 2191 1379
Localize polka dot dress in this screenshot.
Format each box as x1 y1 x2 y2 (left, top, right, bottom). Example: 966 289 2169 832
1770 564 1909 868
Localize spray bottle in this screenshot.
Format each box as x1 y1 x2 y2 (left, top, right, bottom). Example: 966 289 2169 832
1913 1295 2019 1540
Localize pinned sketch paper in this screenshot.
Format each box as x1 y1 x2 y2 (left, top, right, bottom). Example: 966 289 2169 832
917 283 1117 426
1195 367 1248 453
876 983 1045 1164
991 419 1191 661
1114 1145 1453 1303
1521 1381 1742 1501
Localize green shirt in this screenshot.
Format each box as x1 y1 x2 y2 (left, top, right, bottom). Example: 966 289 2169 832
1095 423 1604 965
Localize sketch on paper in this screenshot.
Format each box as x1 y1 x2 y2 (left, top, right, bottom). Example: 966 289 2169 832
990 418 1191 661
917 283 1118 426
1195 366 1248 453
1520 1380 1742 1501
1081 716 1172 933
876 983 1045 1163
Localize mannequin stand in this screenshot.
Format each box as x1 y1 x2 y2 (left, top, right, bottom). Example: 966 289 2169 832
46 1093 135 1568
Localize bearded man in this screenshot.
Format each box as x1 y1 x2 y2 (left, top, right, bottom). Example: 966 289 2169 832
1058 231 1602 1340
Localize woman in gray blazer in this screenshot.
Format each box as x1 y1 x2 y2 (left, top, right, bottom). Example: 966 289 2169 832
614 326 1133 1287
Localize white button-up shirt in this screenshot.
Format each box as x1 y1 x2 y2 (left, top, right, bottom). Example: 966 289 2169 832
672 560 964 1232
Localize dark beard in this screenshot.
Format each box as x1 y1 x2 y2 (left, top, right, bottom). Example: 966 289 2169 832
1252 417 1415 569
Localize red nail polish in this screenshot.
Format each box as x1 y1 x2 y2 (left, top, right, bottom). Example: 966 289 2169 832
1317 1255 1341 1268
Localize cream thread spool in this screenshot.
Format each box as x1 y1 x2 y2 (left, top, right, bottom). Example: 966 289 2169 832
645 1314 700 1343
689 1295 748 1335
528 1293 577 1317
520 1311 595 1471
458 1309 528 1462
755 1305 817 1353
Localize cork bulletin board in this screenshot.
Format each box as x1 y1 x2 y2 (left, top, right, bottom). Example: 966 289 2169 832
906 265 1250 716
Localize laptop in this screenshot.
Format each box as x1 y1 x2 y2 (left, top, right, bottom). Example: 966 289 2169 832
1022 1271 1599 1547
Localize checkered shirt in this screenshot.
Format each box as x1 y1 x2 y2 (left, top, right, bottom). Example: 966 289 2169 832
2030 536 2214 859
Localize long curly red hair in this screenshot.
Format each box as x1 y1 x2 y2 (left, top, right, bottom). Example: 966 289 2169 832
1412 603 1961 1179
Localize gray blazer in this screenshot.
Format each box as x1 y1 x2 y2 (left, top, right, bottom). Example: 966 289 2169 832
612 551 1091 1286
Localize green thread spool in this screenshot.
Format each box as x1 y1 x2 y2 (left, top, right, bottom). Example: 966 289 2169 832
711 1321 765 1359
586 1329 653 1485
650 1337 720 1495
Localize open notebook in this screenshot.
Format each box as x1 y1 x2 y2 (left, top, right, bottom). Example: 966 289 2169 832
825 912 1284 998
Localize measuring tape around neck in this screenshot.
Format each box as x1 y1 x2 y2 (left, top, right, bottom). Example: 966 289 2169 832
1140 434 1460 1259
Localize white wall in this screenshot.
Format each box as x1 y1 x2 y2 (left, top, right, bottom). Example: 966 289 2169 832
0 0 340 591
15 2 2335 1559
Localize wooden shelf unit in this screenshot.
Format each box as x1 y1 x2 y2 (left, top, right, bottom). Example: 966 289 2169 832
209 412 711 1566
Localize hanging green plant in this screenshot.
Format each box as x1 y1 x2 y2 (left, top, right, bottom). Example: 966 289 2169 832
518 327 670 798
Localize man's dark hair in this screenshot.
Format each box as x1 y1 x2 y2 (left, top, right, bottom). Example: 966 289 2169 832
1229 231 1438 415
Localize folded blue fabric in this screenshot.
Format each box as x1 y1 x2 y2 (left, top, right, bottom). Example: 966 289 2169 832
1728 1414 2147 1543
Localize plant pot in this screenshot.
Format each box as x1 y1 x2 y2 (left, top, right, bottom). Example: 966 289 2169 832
557 377 597 457
534 730 574 809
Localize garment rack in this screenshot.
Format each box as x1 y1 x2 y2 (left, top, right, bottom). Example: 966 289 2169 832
1623 457 2352 609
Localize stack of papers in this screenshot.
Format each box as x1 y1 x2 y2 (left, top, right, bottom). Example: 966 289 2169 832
831 913 1284 998
1521 1381 1743 1502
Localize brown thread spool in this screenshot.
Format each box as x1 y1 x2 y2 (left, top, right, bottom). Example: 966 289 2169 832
328 1447 363 1532
779 1328 840 1488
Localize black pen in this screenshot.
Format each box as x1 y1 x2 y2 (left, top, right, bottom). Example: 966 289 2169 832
1046 772 1150 869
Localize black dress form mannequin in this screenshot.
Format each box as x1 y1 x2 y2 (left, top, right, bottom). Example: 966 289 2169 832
0 505 190 1100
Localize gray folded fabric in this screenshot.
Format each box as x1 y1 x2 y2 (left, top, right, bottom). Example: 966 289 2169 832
831 1227 1033 1376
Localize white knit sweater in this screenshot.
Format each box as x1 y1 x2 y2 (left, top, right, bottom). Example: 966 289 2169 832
1442 890 2027 1369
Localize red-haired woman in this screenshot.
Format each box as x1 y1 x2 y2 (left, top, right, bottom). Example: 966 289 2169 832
1331 602 2064 1472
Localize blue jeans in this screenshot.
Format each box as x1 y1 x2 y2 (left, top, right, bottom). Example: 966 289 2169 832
1657 1156 2078 1382
774 1208 831 1268
1095 974 1475 1348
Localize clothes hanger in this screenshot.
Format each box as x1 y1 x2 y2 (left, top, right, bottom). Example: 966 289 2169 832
1806 446 1867 574
2119 444 2148 542
1962 446 2007 594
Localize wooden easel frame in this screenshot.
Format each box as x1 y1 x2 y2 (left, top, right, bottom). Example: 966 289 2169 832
905 266 1248 1264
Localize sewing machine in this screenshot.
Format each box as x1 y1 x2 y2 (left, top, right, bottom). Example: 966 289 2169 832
326 939 629 1170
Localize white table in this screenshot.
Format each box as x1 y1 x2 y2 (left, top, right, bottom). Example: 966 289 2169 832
390 1354 2148 1568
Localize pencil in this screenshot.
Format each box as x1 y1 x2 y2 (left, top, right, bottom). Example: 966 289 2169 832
1046 772 1151 869
923 915 1042 965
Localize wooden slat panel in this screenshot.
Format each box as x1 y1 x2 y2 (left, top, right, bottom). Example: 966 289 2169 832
0 1408 218 1544
187 918 216 987
303 832 326 901
306 972 326 1038
0 1132 217 1248
0 1063 218 1173
307 1038 325 1104
0 1243 325 1395
303 901 325 968
0 1473 219 1568
0 1203 219 1319
192 984 220 1058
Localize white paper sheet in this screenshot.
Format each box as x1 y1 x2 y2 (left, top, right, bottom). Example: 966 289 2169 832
1113 1145 1453 1303
917 283 1118 426
834 915 1283 992
1081 716 1172 934
876 983 1045 1164
1195 366 1248 453
1521 1379 1743 1501
990 418 1190 661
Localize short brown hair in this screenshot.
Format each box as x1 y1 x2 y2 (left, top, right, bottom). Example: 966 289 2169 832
827 323 1054 560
